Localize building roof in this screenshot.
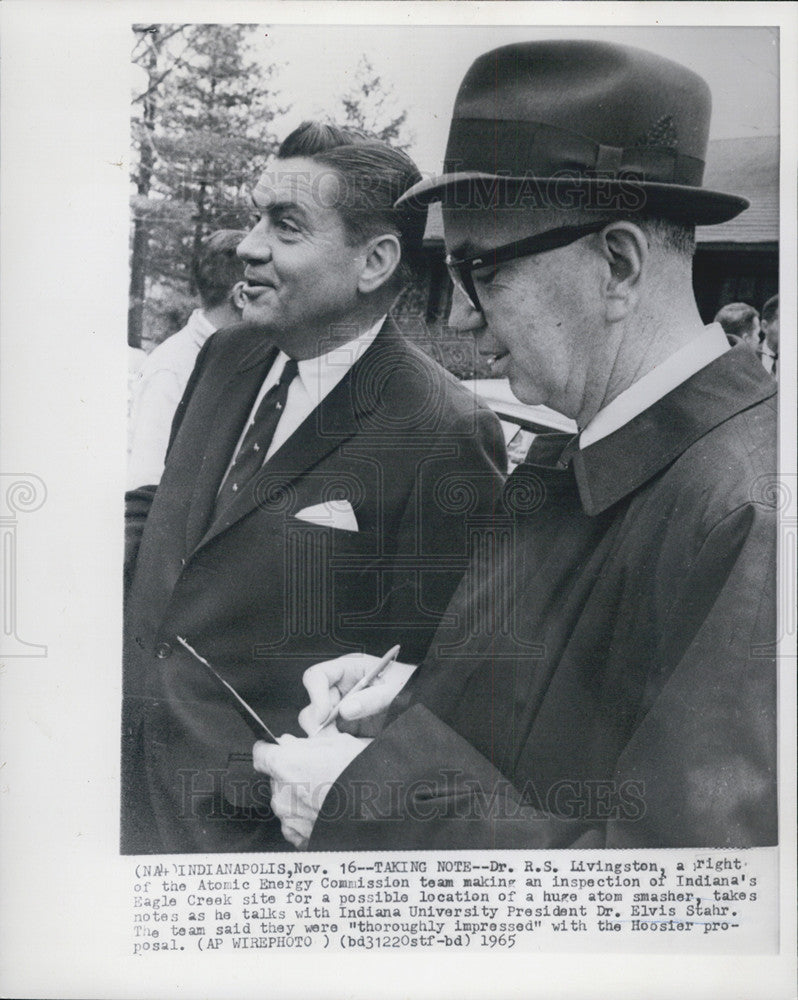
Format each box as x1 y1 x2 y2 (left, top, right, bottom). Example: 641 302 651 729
697 135 778 246
423 135 778 248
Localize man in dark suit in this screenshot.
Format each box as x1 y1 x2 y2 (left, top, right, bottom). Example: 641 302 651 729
258 44 778 851
122 122 506 854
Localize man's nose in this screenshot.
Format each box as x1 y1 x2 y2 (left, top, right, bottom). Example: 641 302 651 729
237 223 272 264
447 286 486 332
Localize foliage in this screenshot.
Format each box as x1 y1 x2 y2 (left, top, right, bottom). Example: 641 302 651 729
129 24 285 345
336 55 414 149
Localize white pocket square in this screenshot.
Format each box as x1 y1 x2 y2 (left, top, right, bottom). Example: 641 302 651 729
294 499 359 532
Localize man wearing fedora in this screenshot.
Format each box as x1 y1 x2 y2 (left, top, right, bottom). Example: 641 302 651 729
256 41 778 850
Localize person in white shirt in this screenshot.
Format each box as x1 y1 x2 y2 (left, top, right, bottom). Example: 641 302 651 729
127 229 247 489
126 345 147 456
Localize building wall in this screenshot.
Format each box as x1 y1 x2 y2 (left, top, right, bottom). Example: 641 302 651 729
694 247 779 323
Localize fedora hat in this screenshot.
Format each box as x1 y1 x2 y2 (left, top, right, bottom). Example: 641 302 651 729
398 40 748 225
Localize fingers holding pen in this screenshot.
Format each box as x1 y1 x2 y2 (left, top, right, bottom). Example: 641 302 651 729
300 653 367 734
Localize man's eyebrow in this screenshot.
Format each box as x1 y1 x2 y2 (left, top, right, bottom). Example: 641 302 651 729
248 195 309 221
268 199 307 217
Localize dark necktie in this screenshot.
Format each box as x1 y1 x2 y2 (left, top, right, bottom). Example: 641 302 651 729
216 358 299 515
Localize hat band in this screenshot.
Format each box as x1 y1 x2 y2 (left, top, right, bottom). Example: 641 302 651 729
444 118 705 186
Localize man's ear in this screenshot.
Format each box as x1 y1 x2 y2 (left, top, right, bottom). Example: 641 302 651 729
598 222 648 321
357 234 402 295
231 280 248 313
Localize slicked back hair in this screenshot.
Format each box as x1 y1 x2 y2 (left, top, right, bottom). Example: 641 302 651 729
277 120 372 158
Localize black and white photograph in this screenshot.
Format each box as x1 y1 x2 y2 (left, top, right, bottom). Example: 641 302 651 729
1 3 795 999
122 21 781 854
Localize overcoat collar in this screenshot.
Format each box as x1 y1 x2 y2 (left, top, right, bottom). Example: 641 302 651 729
572 345 777 516
518 345 776 518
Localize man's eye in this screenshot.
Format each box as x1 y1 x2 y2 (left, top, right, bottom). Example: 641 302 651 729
473 266 498 286
276 218 300 235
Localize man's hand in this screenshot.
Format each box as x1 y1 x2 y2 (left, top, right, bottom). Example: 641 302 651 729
298 652 417 738
253 733 369 849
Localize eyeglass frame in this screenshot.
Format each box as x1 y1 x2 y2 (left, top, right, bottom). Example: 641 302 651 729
445 218 613 312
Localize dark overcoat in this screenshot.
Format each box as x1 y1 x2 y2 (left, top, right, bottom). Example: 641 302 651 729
311 347 778 850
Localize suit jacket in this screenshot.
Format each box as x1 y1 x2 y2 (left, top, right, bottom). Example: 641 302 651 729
122 318 506 853
310 345 778 850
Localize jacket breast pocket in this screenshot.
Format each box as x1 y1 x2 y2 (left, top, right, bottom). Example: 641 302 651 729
274 519 390 648
285 517 383 559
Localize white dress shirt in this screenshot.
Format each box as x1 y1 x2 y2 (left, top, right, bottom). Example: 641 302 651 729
580 323 730 449
127 309 217 489
225 317 385 479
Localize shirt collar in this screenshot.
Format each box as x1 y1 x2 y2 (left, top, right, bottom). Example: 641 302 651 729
569 345 777 516
579 324 730 449
265 316 385 408
295 316 385 407
188 308 217 348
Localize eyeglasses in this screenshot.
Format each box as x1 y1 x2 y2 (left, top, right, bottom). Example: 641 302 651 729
445 219 613 312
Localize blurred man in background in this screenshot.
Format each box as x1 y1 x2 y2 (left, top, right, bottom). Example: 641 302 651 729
760 294 779 377
127 229 247 489
713 300 760 350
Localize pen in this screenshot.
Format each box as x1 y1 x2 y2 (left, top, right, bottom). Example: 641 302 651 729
175 635 279 743
311 643 401 737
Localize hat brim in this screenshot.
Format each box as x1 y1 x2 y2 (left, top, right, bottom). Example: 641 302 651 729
397 171 748 226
